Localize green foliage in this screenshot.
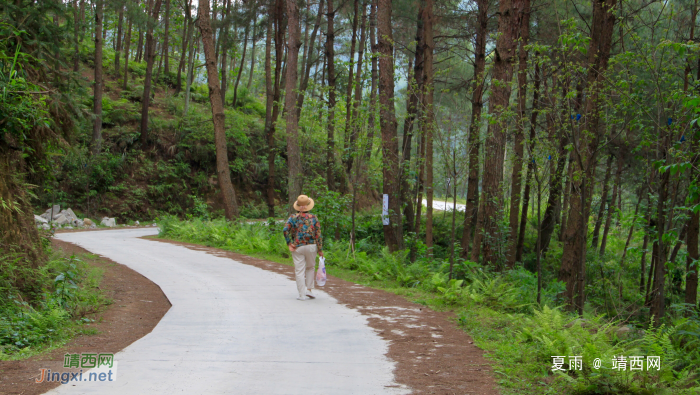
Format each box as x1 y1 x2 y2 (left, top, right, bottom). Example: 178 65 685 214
0 251 107 359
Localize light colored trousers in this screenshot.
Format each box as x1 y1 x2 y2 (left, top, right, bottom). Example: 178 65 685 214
291 244 317 297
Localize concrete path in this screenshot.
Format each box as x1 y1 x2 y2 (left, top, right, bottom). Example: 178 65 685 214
422 199 466 212
50 229 403 394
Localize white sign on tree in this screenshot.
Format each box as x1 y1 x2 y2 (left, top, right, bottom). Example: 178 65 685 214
382 194 390 225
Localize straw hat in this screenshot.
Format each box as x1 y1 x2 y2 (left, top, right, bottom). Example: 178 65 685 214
293 195 315 212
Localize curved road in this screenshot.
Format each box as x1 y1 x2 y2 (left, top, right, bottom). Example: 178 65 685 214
50 228 403 394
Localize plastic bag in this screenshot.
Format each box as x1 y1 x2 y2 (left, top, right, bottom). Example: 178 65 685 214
316 256 327 286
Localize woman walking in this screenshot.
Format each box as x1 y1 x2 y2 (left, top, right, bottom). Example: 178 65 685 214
283 195 324 300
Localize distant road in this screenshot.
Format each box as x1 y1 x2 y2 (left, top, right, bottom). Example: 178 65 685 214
422 199 466 212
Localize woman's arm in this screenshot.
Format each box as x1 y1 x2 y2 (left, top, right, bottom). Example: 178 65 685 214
283 217 296 251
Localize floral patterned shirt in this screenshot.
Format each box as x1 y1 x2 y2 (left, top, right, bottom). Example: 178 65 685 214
283 212 323 252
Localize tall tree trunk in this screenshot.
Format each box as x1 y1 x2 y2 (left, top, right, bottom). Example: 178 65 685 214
184 32 198 115
639 199 652 293
378 0 400 251
506 0 530 267
123 16 133 89
92 0 104 155
686 149 699 308
591 154 614 251
536 127 567 255
347 0 366 179
560 155 574 241
136 25 144 62
403 3 424 238
73 0 80 72
163 0 170 73
600 153 623 255
651 161 670 321
620 185 643 266
295 0 326 120
462 0 488 260
359 0 378 188
686 56 700 310
342 0 360 177
264 1 276 217
326 0 337 190
247 1 259 91
232 18 250 107
79 0 85 40
422 0 435 256
686 179 699 308
139 0 163 144
479 0 521 266
196 0 240 220
558 0 617 314
219 0 231 104
176 0 193 94
285 0 303 211
515 59 541 262
115 3 124 78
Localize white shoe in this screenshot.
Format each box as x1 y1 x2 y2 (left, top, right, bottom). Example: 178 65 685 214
297 296 308 301
306 290 316 299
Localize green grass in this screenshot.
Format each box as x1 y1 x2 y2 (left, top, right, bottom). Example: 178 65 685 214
0 247 111 360
157 216 700 394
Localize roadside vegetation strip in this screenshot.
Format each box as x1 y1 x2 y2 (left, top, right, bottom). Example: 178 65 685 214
0 239 170 395
157 216 700 395
0 242 109 361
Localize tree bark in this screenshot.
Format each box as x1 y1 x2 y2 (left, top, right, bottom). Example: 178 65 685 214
506 0 530 267
139 0 163 144
591 154 614 251
515 59 541 262
686 139 699 309
115 3 124 78
348 0 366 175
326 0 337 190
342 0 360 177
184 31 198 115
296 0 326 121
123 16 133 90
232 13 249 107
378 0 401 252
479 0 522 266
196 0 240 220
558 0 617 313
600 152 624 256
264 0 276 217
219 0 231 104
136 25 144 62
163 0 170 73
92 0 104 155
73 0 80 72
536 127 567 255
560 155 574 241
403 3 424 238
285 0 303 211
176 0 193 94
651 162 670 320
423 0 435 256
462 0 488 260
359 0 378 188
247 1 259 91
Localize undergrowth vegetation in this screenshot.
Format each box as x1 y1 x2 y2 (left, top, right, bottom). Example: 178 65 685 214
159 215 700 394
0 246 109 360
